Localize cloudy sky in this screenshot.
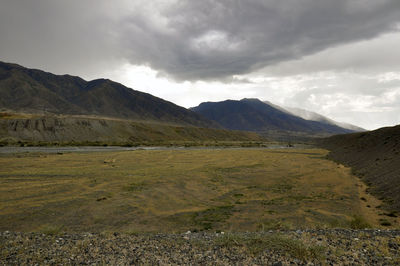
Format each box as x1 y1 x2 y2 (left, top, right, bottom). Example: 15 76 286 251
1 0 400 130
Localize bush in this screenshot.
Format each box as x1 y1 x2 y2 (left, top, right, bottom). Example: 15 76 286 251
349 215 371 229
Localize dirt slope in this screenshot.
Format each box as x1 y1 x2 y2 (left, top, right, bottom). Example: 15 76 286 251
320 125 400 212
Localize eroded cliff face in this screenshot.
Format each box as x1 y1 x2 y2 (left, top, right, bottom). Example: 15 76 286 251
2 117 114 142
0 115 261 145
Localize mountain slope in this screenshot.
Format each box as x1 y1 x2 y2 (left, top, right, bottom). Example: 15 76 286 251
191 98 354 135
0 61 217 128
320 125 400 212
283 106 365 132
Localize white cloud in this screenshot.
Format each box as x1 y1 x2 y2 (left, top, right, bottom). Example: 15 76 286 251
190 30 243 52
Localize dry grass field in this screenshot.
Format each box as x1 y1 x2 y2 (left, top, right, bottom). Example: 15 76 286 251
0 148 396 233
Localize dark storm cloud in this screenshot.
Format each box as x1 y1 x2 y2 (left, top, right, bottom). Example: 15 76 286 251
120 0 400 80
0 1 120 77
1 0 400 81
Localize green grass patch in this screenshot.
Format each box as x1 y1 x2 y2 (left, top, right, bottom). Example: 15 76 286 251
215 233 326 261
124 181 148 192
192 205 234 230
349 215 371 229
37 224 63 235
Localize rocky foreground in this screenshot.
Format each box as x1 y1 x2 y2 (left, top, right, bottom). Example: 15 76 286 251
1 229 400 265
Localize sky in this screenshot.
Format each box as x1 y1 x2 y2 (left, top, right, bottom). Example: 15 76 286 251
1 0 400 130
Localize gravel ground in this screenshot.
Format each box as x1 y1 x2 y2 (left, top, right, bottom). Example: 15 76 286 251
1 229 400 265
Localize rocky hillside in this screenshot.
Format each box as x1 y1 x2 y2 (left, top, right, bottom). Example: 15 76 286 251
321 125 400 212
0 61 217 128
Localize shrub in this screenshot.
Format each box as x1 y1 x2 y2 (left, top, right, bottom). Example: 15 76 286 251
349 215 371 229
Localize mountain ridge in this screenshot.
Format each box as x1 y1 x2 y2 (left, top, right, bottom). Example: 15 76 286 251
191 98 358 136
282 106 365 132
0 61 218 128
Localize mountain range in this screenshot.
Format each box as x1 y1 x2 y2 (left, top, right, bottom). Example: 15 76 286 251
0 61 216 128
1 61 262 144
1 61 364 143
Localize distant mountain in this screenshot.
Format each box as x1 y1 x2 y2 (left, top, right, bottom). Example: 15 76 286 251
0 61 217 128
320 125 400 212
191 98 356 135
282 106 365 132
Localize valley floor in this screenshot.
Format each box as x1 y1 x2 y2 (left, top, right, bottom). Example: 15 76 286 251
2 147 399 264
0 148 397 232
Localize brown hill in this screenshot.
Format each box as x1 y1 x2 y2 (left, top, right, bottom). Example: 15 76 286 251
320 125 400 212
